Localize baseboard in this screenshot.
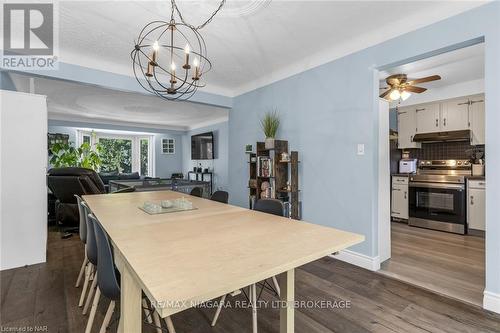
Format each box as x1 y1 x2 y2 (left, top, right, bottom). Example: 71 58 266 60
483 291 500 314
330 250 381 271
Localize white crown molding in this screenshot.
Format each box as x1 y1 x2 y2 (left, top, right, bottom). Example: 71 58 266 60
484 291 500 314
58 50 236 98
48 111 189 132
330 250 381 272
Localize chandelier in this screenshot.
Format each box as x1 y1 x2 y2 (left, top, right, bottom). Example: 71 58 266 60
131 0 225 101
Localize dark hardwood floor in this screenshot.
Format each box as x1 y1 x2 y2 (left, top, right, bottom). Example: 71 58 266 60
1 231 500 333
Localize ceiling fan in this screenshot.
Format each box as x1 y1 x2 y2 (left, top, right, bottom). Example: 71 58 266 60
379 74 441 101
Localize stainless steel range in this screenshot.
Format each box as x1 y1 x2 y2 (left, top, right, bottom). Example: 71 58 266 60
409 159 471 234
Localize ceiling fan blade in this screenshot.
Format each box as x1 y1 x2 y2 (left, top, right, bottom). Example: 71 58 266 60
379 89 392 98
405 86 427 93
407 75 441 85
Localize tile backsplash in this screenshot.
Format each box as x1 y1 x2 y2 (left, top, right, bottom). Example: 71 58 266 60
407 142 485 160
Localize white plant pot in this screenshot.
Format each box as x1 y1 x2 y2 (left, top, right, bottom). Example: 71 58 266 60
265 137 275 149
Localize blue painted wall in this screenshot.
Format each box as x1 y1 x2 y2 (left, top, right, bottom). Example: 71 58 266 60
48 120 184 178
0 72 16 91
228 2 500 296
182 121 229 191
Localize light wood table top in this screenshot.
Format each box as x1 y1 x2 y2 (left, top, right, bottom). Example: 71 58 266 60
84 191 364 319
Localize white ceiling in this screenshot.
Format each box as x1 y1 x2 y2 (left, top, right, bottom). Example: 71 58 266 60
379 43 484 89
10 74 229 131
58 0 487 97
378 42 485 106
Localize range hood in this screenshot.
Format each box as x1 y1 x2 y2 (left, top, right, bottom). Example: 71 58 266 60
412 129 471 142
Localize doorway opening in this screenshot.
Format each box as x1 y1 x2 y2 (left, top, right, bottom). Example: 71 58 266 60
377 41 486 307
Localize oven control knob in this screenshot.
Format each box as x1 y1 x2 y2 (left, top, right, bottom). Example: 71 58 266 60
464 161 470 165
457 161 462 166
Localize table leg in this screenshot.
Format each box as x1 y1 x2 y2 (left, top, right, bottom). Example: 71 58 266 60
118 265 142 333
279 269 294 333
251 284 257 333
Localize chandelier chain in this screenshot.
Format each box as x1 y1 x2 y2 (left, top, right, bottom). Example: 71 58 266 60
171 0 226 30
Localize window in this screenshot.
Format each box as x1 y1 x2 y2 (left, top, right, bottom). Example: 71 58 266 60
162 138 175 154
77 130 154 176
99 137 133 173
82 135 91 145
140 138 149 176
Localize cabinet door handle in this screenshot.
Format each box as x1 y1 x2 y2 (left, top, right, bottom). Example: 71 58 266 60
470 100 484 104
443 118 446 127
410 135 413 142
404 191 407 199
416 108 426 112
470 195 474 205
393 188 401 191
436 119 439 127
458 102 469 105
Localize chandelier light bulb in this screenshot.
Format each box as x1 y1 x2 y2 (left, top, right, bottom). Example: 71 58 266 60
171 62 176 71
193 58 199 67
389 89 401 101
184 44 190 54
153 41 159 51
400 90 411 101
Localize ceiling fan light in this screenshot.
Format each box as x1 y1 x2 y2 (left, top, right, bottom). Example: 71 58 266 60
389 89 401 101
401 91 411 101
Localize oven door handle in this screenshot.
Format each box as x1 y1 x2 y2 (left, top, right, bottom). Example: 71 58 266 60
409 182 465 190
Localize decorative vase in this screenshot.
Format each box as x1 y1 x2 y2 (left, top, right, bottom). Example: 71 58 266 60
265 137 275 149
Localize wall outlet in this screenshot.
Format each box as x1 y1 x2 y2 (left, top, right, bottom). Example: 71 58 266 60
357 144 365 155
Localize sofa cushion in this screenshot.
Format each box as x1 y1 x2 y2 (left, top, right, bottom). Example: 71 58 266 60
99 171 119 185
118 172 140 180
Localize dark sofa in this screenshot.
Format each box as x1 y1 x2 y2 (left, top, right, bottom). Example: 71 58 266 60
99 171 141 192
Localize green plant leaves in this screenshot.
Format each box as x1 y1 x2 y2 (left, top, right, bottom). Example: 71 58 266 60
49 142 102 170
260 108 280 138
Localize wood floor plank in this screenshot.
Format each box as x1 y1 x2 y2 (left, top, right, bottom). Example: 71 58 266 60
1 230 499 333
380 222 485 306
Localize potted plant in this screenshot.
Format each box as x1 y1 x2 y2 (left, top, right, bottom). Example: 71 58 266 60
260 109 280 149
50 142 102 170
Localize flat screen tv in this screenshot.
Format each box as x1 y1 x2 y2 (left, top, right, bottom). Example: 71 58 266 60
191 132 214 160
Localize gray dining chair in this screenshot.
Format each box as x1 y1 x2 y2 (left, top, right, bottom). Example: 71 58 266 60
74 195 88 288
80 202 98 315
254 198 284 217
210 190 229 204
212 198 285 328
86 214 176 333
190 187 203 197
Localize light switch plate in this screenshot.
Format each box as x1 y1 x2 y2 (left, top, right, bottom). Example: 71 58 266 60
357 144 365 155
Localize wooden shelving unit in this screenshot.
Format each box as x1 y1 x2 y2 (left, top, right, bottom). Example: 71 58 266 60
247 140 300 219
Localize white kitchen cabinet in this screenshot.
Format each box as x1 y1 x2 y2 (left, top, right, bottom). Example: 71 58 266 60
441 97 470 131
470 96 485 145
397 107 421 149
467 180 485 231
416 103 441 134
391 176 408 220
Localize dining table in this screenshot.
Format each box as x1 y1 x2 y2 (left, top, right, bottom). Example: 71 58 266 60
83 190 364 333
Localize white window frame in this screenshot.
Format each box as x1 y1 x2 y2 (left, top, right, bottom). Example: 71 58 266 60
161 138 175 154
77 130 155 176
